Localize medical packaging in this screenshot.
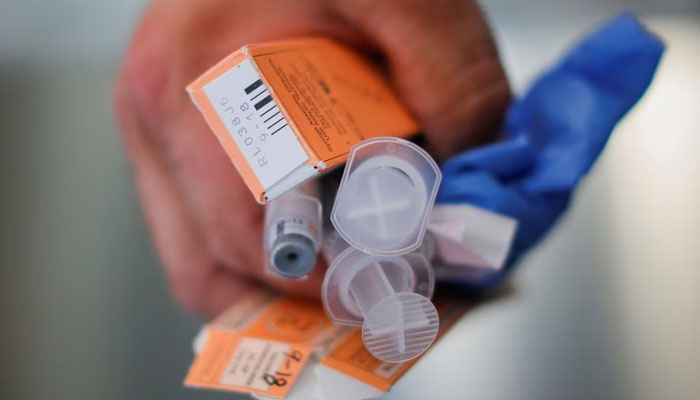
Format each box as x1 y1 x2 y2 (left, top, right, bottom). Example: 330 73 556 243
186 289 347 398
187 38 418 203
427 204 517 280
187 287 472 399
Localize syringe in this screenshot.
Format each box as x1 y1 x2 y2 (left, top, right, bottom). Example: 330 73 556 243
322 230 439 363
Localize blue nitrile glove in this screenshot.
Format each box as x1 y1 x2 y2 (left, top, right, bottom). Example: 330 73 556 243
436 14 664 290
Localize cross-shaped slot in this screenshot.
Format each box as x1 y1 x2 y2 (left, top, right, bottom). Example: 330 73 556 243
344 175 412 240
349 262 431 354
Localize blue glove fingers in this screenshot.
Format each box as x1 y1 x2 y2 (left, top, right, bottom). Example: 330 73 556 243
435 14 665 290
440 135 535 181
515 13 665 193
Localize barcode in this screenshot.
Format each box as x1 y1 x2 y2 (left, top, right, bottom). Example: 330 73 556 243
244 79 263 94
245 78 287 136
203 57 309 190
254 95 273 110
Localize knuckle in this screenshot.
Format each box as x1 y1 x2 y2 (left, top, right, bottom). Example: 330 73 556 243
418 55 510 156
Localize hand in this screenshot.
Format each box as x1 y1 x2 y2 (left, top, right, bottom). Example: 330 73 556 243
113 0 509 317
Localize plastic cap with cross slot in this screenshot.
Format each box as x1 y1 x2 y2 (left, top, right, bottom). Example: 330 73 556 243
322 244 438 362
331 137 442 256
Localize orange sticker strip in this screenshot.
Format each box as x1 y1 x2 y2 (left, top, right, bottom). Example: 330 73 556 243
185 330 312 399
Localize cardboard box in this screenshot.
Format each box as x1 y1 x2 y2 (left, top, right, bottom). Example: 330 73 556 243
188 38 418 203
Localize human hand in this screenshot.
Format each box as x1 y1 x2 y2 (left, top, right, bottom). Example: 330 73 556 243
113 0 509 317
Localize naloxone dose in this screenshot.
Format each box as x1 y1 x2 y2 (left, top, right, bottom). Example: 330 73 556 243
264 185 322 279
187 38 418 203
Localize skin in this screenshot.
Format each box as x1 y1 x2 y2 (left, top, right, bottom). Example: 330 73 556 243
113 0 510 317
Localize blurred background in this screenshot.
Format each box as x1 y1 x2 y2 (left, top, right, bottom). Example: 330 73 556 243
0 0 698 399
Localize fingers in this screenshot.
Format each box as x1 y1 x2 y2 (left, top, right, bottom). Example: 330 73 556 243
334 0 511 159
118 0 354 298
114 79 254 317
151 105 327 298
116 1 332 303
115 0 508 318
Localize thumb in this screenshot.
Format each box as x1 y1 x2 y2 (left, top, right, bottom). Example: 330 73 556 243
336 0 510 158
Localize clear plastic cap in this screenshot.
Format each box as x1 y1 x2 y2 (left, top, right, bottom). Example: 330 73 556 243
362 292 439 363
331 137 441 256
264 191 322 278
322 247 438 362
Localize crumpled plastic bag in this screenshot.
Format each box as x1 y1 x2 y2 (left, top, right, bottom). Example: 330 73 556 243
437 13 665 290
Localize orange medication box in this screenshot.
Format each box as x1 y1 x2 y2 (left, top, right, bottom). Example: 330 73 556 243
186 288 473 399
187 38 418 203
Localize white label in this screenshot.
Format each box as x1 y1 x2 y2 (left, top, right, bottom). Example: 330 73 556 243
204 59 308 190
429 204 517 271
219 338 291 391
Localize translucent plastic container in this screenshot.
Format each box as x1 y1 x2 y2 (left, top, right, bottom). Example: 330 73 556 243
321 229 351 265
331 137 441 256
264 189 322 278
322 246 438 362
418 230 437 262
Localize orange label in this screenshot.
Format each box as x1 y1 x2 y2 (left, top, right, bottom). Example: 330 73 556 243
185 330 311 398
254 40 417 167
185 288 349 397
187 38 418 203
210 288 279 331
239 297 336 344
186 288 474 396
